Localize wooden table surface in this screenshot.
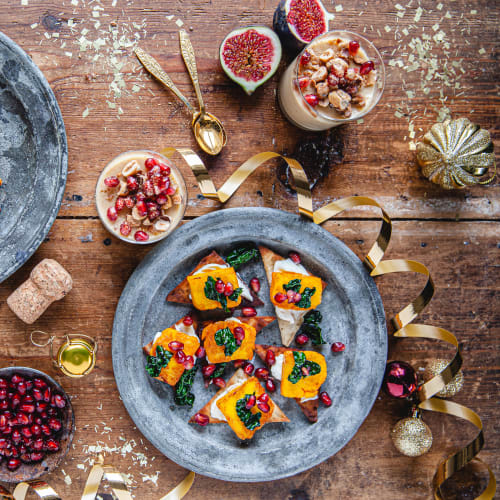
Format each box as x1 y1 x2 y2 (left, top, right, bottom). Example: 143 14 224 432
0 0 498 498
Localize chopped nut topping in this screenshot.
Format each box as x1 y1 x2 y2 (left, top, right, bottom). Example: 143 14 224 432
319 48 336 63
311 66 328 83
315 81 330 98
329 89 352 112
327 58 348 77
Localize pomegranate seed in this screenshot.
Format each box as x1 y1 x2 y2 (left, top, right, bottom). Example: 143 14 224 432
11 429 21 444
0 379 7 389
159 163 171 175
115 197 125 212
265 378 277 393
21 427 32 438
243 362 254 375
0 401 8 410
52 394 66 409
300 51 311 66
233 326 245 345
233 360 245 368
298 77 310 89
360 60 375 75
135 200 148 216
145 157 158 170
174 350 186 364
11 393 21 408
224 282 234 296
124 196 135 208
183 315 194 326
156 194 167 205
31 424 41 436
295 333 309 345
202 365 216 378
255 368 269 380
0 438 7 448
195 347 206 359
293 293 302 304
30 452 45 462
149 166 161 177
39 411 48 420
258 393 269 403
32 388 43 401
328 73 340 87
106 206 118 221
0 389 6 401
120 222 132 236
213 377 226 389
11 375 23 385
304 94 319 107
301 366 310 376
166 186 176 196
43 387 51 403
349 40 360 55
33 379 46 389
134 231 149 242
45 439 59 452
193 413 209 426
242 307 257 317
274 293 287 303
17 382 27 395
23 395 33 403
104 176 120 188
245 394 256 409
168 341 184 352
319 391 332 407
48 418 62 432
32 438 44 451
126 175 139 191
183 356 195 370
7 458 21 470
249 277 260 293
41 425 51 436
265 350 276 366
20 404 35 414
16 413 28 426
215 279 225 294
34 416 43 425
2 426 12 435
136 191 146 202
257 401 270 413
331 342 346 353
288 251 301 264
143 180 154 197
286 289 296 303
36 402 48 412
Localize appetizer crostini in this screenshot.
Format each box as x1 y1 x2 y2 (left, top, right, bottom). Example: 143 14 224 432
166 250 262 313
200 316 275 364
190 369 289 440
258 247 327 346
255 345 327 422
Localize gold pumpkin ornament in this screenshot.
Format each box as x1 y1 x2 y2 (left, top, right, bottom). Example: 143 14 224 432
417 117 496 189
391 408 433 457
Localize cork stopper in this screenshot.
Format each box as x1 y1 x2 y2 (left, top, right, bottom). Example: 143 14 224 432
7 259 73 324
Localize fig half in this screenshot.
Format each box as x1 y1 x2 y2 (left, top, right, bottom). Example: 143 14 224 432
273 0 333 52
219 26 282 95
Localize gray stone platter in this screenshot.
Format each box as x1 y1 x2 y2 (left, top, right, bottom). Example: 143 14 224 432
0 32 67 283
112 207 387 482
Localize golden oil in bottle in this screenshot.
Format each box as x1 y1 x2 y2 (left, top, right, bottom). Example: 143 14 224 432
56 337 96 377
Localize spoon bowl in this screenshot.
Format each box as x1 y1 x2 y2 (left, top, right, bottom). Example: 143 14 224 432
192 111 227 156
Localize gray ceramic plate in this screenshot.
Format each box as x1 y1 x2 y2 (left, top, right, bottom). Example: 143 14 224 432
0 32 67 283
112 208 387 481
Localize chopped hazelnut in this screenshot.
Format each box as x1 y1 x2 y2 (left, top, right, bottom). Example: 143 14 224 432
319 48 336 63
328 89 352 111
311 66 328 83
364 70 377 86
353 48 369 64
318 98 330 107
315 81 330 98
326 58 348 77
352 95 366 108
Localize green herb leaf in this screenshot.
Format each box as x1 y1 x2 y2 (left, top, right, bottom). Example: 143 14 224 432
296 287 316 309
211 362 227 379
283 278 301 293
204 276 229 312
145 346 172 378
302 310 325 345
235 393 261 430
214 327 239 357
226 247 258 270
287 350 321 384
228 287 243 302
174 365 198 407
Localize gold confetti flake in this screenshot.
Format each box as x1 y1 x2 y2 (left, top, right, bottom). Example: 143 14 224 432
335 4 343 12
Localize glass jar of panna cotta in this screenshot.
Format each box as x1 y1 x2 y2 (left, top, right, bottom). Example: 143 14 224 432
278 31 385 131
95 150 187 244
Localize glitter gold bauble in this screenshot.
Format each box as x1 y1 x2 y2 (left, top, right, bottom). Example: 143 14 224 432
416 117 496 189
424 358 464 398
391 414 433 457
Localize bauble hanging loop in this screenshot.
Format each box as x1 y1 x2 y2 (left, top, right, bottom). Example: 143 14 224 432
391 408 433 457
424 358 464 398
383 361 418 399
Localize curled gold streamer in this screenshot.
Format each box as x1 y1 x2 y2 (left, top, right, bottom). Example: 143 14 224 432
12 481 60 500
161 146 495 499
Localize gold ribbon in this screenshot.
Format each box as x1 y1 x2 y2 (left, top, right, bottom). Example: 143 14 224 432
162 147 496 499
0 457 194 500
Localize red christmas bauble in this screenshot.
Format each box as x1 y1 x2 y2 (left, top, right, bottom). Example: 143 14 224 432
383 361 418 398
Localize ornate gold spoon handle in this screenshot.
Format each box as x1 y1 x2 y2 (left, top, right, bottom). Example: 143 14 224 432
179 30 205 114
134 47 195 114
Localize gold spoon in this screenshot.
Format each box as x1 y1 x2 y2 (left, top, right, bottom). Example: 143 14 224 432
178 30 227 156
134 47 226 156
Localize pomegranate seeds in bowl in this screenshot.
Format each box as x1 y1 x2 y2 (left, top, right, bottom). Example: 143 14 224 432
95 151 187 244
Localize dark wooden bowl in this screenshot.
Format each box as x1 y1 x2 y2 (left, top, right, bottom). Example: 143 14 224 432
0 367 75 483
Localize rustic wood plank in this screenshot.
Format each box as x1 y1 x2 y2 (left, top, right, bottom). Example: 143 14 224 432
0 0 498 220
0 219 497 499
